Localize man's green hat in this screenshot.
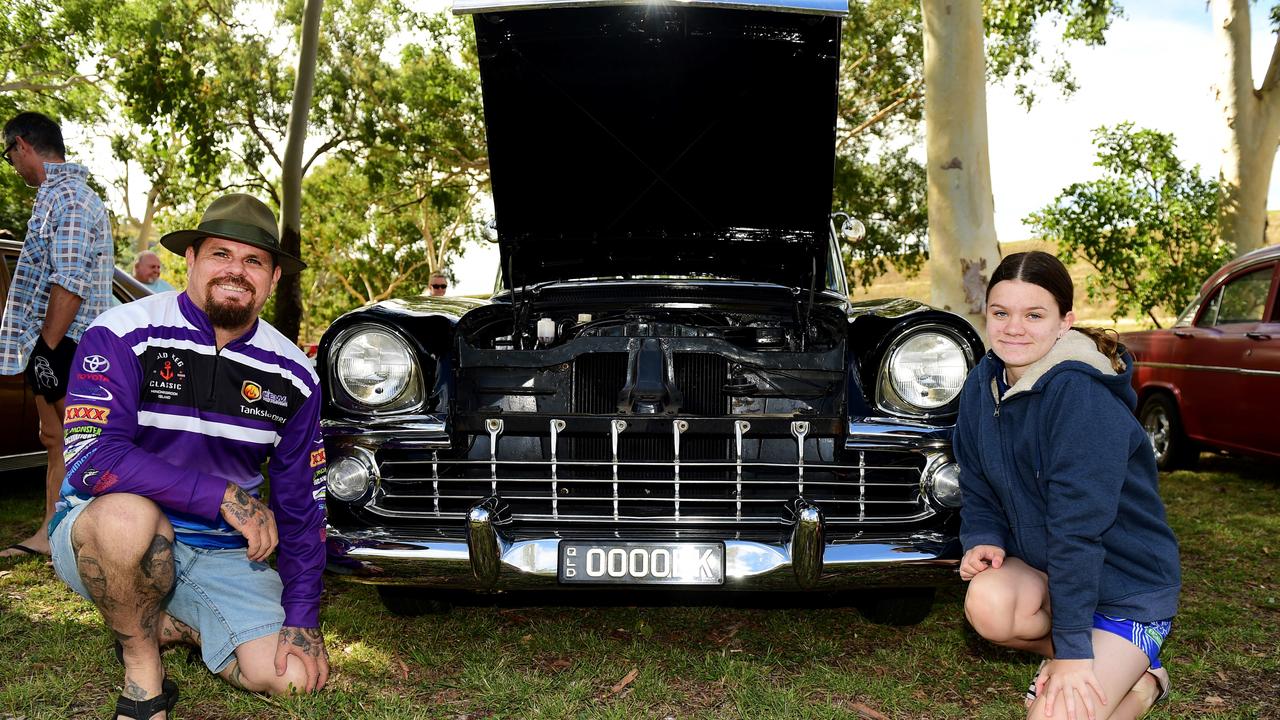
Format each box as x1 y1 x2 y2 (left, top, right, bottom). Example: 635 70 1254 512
160 193 305 275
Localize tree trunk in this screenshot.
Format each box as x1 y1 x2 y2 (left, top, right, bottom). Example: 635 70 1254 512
135 185 161 253
1214 0 1280 257
274 0 324 343
921 0 1001 332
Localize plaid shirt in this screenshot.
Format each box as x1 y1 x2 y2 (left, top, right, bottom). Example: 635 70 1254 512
0 162 114 375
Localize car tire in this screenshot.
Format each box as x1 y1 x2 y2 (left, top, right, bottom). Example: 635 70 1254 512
855 588 935 626
376 586 453 616
1138 394 1198 470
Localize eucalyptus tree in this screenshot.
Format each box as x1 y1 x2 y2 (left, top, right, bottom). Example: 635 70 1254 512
1213 0 1280 257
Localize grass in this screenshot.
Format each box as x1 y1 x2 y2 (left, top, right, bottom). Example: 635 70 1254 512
2 457 1277 719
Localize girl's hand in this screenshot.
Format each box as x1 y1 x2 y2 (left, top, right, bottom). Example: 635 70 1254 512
1036 658 1107 720
959 544 1005 580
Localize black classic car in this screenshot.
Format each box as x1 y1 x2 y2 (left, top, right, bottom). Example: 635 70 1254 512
319 0 983 623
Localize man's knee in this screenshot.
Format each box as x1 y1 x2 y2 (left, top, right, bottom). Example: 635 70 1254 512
74 494 174 550
227 636 318 696
964 570 1018 642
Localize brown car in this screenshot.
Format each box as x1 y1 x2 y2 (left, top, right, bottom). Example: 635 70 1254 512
0 236 152 472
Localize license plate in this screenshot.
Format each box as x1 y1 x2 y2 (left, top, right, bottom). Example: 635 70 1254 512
558 541 724 585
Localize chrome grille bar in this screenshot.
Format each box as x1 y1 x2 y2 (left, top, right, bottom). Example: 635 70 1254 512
791 420 809 496
550 419 565 520
734 420 749 521
486 418 503 495
610 419 626 521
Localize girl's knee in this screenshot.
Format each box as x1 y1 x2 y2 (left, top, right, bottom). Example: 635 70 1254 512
964 571 1019 641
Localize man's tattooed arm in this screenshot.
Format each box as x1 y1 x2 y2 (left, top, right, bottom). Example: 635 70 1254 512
219 483 278 561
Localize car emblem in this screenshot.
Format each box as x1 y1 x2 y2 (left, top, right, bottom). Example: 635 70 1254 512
242 380 262 403
82 355 110 373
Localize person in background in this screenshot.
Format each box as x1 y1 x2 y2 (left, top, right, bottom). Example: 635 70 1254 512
955 251 1181 720
132 250 175 293
48 193 329 718
0 111 114 560
428 272 448 296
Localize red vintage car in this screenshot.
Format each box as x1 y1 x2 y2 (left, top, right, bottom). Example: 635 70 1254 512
1122 244 1280 469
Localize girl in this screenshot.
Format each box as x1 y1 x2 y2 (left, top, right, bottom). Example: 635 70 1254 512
954 251 1181 720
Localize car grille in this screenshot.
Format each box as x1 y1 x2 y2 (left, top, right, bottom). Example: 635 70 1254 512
572 352 728 415
369 437 933 529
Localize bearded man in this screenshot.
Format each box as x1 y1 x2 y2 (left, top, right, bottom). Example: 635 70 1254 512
47 194 329 719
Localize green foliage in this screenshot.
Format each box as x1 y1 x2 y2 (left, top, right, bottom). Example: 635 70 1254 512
984 0 1123 108
1026 123 1233 326
834 0 1121 288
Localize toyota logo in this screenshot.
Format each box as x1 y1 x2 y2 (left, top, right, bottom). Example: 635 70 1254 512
82 355 110 373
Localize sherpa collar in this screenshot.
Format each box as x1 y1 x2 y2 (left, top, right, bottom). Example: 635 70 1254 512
993 328 1116 402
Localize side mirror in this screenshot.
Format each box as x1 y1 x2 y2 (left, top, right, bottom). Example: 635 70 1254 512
830 212 866 243
485 218 498 243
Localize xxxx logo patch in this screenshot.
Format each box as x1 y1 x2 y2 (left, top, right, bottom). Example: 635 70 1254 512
310 448 326 468
65 404 110 424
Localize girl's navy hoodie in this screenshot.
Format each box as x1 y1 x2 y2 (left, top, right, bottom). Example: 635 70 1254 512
954 330 1181 660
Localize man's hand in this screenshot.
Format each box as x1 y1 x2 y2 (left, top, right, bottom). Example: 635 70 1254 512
219 483 277 561
275 626 329 692
1036 658 1106 720
959 544 1005 581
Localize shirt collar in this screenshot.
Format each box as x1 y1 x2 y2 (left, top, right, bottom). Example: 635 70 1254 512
40 161 89 186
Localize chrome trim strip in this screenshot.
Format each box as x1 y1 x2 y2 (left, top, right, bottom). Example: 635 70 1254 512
789 498 825 588
328 530 957 590
1135 361 1280 378
453 0 849 18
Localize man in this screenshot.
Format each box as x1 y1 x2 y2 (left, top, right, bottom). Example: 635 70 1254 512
132 250 175 292
48 194 329 718
0 112 114 559
428 272 448 296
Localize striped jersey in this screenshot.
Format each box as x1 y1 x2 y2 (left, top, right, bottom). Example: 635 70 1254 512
54 291 328 627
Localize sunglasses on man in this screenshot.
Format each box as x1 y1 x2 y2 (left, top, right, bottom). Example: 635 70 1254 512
430 283 447 290
2 139 16 166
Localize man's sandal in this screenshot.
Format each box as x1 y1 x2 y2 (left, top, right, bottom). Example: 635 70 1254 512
114 677 178 719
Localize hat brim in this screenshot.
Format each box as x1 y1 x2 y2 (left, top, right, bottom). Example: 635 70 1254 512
159 229 307 276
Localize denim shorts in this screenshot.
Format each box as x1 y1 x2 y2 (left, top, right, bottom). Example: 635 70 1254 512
50 498 285 673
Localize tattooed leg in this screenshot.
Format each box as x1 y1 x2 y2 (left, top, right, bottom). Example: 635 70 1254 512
71 494 176 717
158 614 201 649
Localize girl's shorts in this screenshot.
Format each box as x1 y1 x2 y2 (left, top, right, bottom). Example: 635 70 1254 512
1093 612 1173 668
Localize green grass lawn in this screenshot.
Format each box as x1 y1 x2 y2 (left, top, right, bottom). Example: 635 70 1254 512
2 457 1276 719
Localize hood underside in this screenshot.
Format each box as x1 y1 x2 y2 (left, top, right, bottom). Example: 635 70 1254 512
471 3 842 288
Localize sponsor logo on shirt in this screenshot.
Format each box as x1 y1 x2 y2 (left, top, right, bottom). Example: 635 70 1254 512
146 351 187 401
82 355 110 373
65 404 110 424
77 372 109 383
239 404 287 424
242 380 262 403
310 448 326 467
70 386 114 402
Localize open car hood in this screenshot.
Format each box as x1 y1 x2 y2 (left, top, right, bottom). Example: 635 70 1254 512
464 0 844 289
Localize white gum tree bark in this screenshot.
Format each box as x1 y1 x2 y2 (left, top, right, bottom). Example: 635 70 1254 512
1215 0 1280 257
921 0 1002 332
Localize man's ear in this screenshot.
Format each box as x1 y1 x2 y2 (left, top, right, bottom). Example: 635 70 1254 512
271 264 282 289
184 245 197 272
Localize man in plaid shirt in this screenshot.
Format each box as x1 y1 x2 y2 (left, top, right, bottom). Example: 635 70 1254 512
0 111 113 559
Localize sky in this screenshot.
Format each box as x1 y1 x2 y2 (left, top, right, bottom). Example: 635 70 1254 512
69 1 1280 296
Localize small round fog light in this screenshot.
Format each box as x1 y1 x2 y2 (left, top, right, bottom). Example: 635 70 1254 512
328 456 373 502
929 461 962 508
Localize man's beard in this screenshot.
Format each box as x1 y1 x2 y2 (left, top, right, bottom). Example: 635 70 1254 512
203 277 257 329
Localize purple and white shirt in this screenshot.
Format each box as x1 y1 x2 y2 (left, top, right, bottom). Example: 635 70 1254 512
54 291 328 627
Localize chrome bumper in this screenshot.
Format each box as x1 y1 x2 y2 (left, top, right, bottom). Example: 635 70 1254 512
326 496 961 591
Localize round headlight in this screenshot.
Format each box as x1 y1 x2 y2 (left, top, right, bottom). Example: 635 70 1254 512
879 329 970 414
333 326 419 408
928 461 962 508
328 455 373 502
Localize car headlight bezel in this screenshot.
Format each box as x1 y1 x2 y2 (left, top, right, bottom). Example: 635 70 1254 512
328 323 423 414
876 324 974 419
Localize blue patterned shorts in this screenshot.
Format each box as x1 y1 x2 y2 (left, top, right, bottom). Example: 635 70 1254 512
1093 612 1173 668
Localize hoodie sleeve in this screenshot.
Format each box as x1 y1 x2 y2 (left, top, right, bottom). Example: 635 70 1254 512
956 375 1009 552
63 325 228 519
1040 372 1129 660
266 380 327 629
